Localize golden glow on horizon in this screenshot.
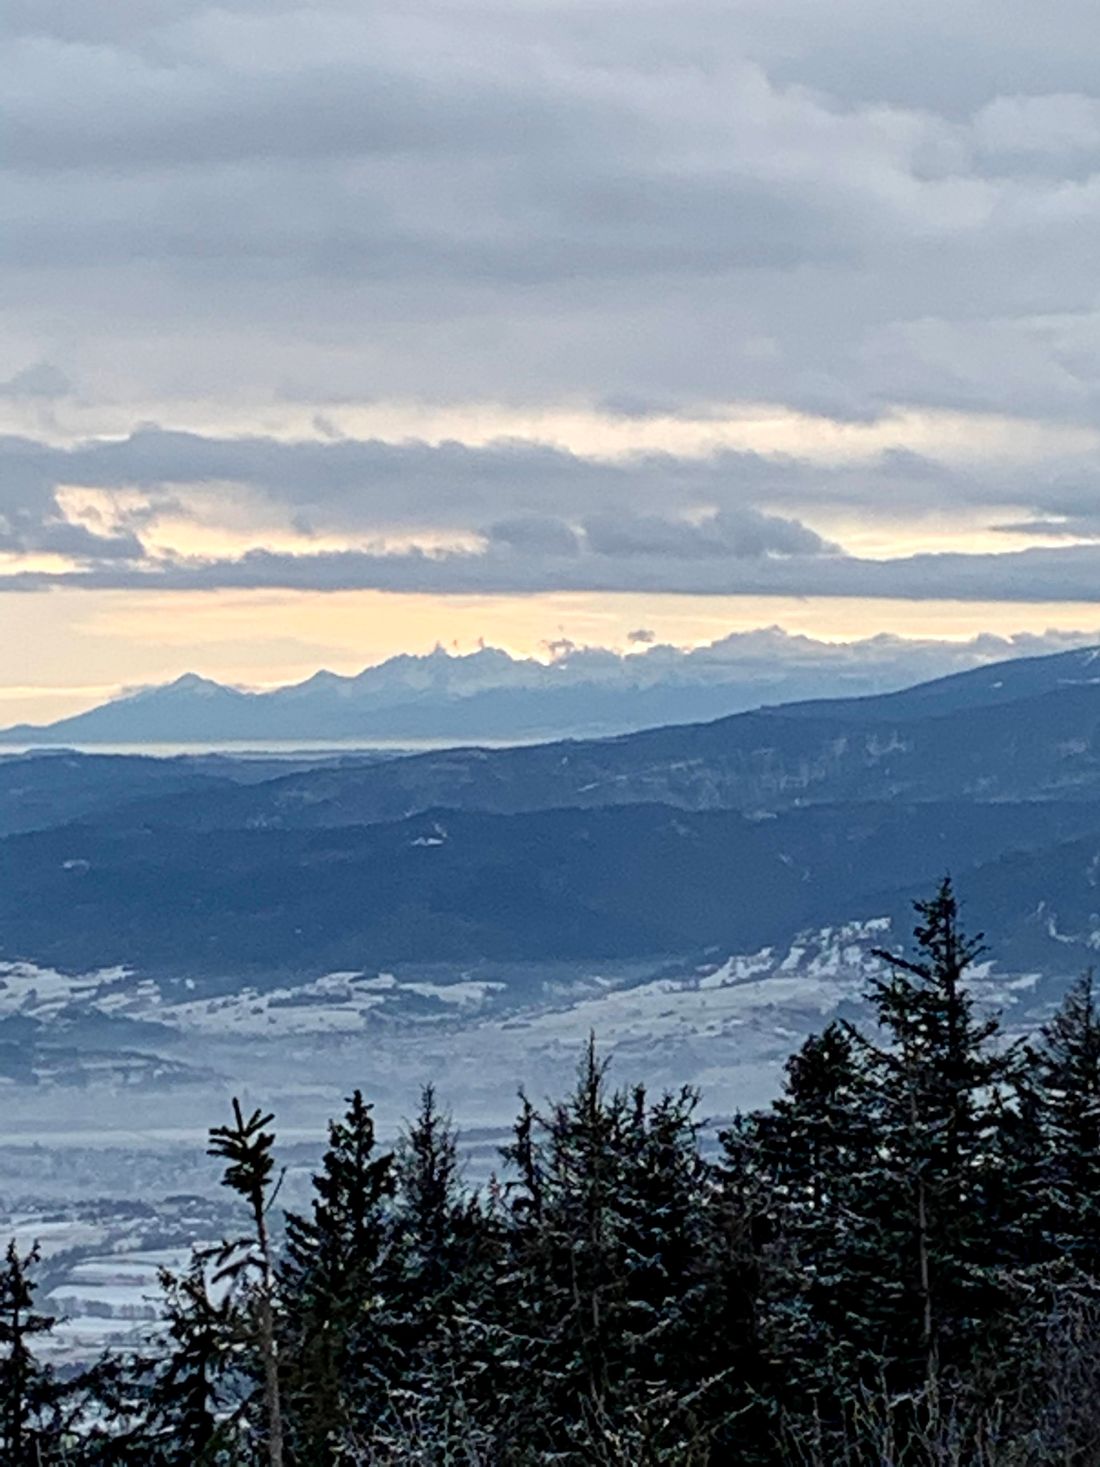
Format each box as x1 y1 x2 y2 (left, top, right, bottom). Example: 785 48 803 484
805 506 1094 558
6 398 1100 726
28 489 1099 574
6 586 1100 726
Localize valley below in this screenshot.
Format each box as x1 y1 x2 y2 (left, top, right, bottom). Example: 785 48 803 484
6 643 1100 1363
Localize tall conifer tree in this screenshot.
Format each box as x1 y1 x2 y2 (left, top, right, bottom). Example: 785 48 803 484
376 1085 494 1448
208 1099 284 1467
0 1240 58 1463
281 1089 394 1460
1032 970 1100 1275
141 1254 241 1464
863 878 1012 1381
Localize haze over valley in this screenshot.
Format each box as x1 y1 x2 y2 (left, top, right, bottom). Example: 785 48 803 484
4 642 1100 1365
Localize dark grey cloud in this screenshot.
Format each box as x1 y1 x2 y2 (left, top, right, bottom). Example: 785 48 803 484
0 434 147 559
7 530 1100 604
993 516 1100 540
228 541 1100 601
8 425 1100 601
23 520 143 561
2 425 1094 535
487 517 582 557
0 428 827 538
582 508 835 560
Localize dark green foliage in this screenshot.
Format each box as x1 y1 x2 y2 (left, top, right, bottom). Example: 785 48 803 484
140 1255 244 1463
208 1102 279 1237
722 1022 884 1447
1031 970 1100 1277
487 1038 745 1461
861 878 1016 1379
0 1240 60 1462
280 1089 394 1461
365 1085 499 1456
208 1098 285 1467
29 879 1100 1463
389 1085 472 1333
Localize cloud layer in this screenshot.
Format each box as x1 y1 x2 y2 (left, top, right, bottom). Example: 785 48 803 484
6 2 1100 609
5 425 1100 601
9 0 1100 419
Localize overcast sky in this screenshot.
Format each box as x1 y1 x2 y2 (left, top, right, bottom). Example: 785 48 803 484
6 0 1100 720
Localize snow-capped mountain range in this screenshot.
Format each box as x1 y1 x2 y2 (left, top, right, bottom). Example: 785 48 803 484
5 627 1099 746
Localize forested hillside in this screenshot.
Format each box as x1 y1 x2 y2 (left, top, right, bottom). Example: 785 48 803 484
10 644 1100 982
5 797 1100 975
7 881 1100 1463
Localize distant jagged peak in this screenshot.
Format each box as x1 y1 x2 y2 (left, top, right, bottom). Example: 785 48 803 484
8 627 1100 748
117 671 242 703
343 643 543 694
287 667 342 689
105 631 1100 710
166 672 232 694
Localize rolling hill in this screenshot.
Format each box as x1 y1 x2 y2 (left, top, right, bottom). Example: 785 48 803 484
5 644 1100 985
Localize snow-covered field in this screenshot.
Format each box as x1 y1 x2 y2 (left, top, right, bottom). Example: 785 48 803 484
0 916 1055 1131
1 1198 237 1364
0 917 1061 1363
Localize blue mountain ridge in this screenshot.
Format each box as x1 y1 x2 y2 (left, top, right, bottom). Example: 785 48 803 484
4 643 1100 984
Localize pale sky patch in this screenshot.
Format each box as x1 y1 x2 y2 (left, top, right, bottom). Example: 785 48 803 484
5 398 1099 469
8 586 1100 724
8 0 1100 716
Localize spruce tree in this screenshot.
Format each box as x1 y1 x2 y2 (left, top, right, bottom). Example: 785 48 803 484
1032 970 1100 1277
208 1098 284 1467
982 1051 1050 1278
0 1240 59 1463
614 1082 744 1458
280 1089 394 1460
863 878 1012 1383
375 1085 494 1451
753 1021 876 1242
736 1022 881 1438
391 1085 466 1324
496 1040 742 1461
141 1253 242 1464
59 1351 156 1464
496 1038 631 1451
